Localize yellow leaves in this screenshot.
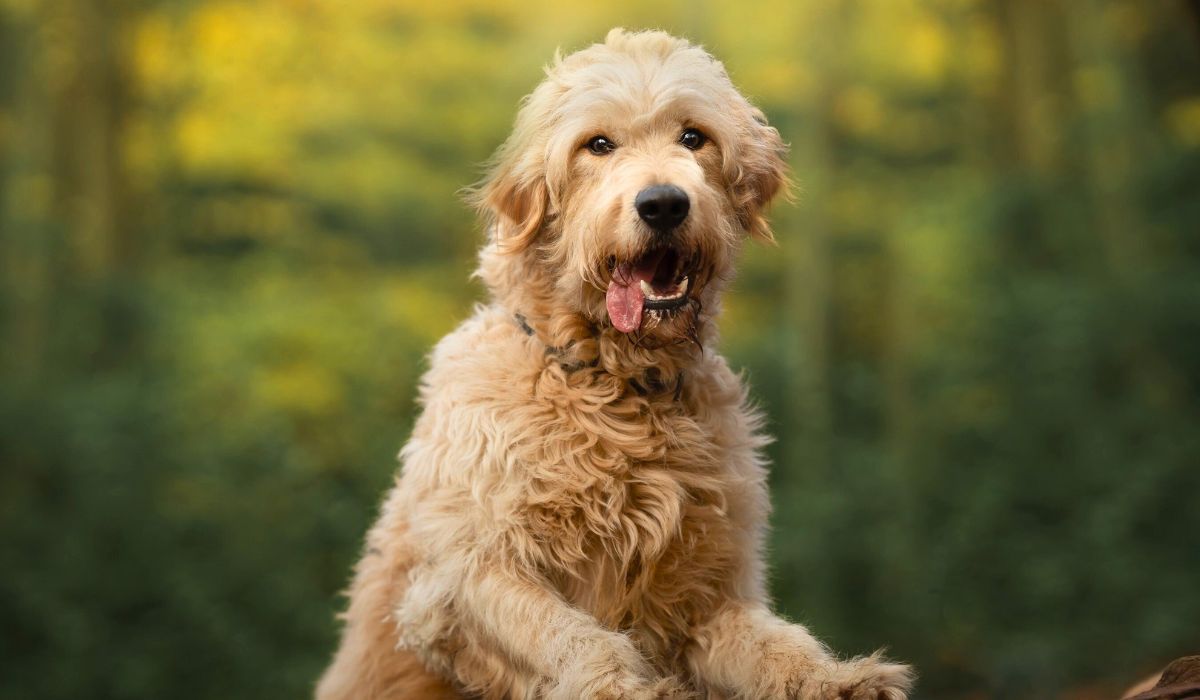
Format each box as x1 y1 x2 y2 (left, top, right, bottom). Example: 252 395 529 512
852 2 950 91
173 106 290 179
175 111 220 169
902 15 949 86
130 0 552 200
190 1 291 64
1165 98 1200 148
153 1 341 176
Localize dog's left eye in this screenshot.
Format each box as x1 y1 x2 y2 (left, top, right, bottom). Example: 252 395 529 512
586 136 617 155
679 128 707 150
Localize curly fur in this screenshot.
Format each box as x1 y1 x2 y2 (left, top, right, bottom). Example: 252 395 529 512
316 29 913 700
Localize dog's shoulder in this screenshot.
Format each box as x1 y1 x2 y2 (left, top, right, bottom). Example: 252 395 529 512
415 304 543 403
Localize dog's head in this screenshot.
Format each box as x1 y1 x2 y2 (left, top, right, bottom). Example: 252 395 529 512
473 29 788 347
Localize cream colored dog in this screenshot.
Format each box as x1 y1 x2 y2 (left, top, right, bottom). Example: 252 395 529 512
317 29 913 700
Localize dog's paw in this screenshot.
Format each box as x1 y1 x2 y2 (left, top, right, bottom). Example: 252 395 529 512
808 653 914 700
639 676 698 699
554 671 693 700
547 639 695 700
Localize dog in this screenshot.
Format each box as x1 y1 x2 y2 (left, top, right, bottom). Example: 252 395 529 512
316 28 913 699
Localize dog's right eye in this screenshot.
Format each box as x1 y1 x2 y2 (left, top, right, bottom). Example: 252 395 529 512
585 136 617 155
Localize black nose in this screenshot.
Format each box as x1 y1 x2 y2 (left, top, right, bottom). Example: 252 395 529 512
635 185 690 232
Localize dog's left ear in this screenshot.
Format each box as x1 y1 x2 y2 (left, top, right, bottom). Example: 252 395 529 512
734 109 790 242
472 156 549 253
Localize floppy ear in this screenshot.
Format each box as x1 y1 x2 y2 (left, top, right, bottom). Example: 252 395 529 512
734 110 790 242
472 154 550 253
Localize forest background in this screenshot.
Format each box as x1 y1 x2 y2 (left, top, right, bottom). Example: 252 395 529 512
2 0 1199 698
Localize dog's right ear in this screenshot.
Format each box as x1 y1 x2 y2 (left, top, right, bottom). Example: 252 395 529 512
471 158 549 253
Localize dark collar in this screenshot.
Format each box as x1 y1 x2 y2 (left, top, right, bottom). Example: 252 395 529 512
513 313 683 400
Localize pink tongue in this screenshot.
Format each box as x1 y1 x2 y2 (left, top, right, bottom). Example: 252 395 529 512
606 251 666 334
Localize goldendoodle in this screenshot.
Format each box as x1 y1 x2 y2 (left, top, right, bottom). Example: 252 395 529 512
317 28 913 700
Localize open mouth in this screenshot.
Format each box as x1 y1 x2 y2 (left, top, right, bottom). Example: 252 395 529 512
605 246 694 334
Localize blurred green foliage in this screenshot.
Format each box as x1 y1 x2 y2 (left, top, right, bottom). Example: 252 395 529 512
2 0 1199 698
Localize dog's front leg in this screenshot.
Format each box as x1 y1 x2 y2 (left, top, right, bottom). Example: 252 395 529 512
457 566 691 699
689 602 912 700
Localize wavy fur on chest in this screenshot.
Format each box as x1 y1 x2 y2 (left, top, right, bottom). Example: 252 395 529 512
517 353 743 653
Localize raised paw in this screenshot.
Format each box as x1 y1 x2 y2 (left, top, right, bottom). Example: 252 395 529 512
811 653 914 700
561 672 694 700
639 676 697 700
546 640 696 700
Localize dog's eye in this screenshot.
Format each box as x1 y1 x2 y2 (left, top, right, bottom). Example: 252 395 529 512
679 128 707 150
585 136 617 155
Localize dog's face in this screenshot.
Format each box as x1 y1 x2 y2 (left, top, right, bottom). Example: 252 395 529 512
475 29 788 344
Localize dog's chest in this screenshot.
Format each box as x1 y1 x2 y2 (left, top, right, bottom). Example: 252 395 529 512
520 394 738 642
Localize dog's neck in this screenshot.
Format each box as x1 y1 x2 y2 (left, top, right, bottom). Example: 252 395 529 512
512 312 687 399
511 307 700 372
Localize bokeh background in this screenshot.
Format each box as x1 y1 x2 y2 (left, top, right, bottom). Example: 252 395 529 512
2 0 1199 698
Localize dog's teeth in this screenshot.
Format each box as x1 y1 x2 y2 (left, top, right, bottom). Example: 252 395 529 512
638 276 689 301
